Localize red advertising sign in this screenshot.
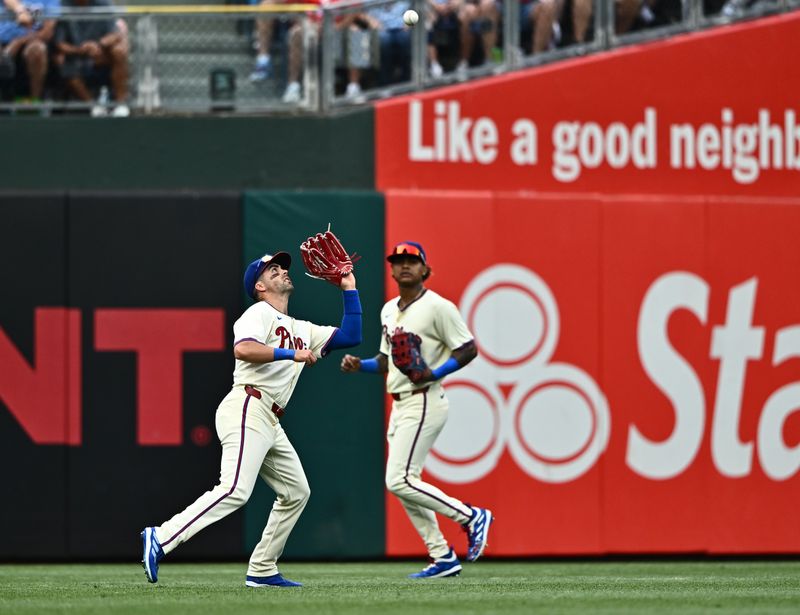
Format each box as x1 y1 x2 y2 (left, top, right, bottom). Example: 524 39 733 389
0 308 224 446
376 12 800 197
384 191 800 555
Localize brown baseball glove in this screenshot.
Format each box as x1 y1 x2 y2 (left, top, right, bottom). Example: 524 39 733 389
300 227 360 287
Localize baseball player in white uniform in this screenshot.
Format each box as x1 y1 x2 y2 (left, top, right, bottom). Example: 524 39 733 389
141 250 362 587
341 241 493 578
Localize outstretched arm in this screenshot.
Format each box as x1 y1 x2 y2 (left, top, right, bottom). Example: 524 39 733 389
341 352 388 374
322 273 362 353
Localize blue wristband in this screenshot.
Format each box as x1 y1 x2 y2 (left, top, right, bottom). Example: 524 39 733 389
273 347 296 361
431 357 459 380
359 358 380 373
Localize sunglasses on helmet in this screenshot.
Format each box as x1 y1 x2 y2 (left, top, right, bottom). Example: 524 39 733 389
390 243 423 257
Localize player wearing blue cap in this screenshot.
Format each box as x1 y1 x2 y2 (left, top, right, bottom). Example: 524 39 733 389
141 250 362 588
341 241 493 578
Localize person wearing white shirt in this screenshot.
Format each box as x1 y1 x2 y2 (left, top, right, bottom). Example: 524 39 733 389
341 240 493 579
141 250 362 588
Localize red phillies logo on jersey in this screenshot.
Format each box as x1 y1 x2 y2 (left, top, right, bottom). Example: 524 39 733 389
275 325 305 351
383 325 415 348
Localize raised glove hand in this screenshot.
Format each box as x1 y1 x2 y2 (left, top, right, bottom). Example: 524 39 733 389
300 227 360 287
390 329 432 384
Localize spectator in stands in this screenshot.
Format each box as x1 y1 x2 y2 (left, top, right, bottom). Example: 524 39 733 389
428 0 500 80
250 0 281 82
426 0 454 78
427 0 499 80
520 0 561 55
53 0 129 116
280 17 303 102
570 0 591 43
336 13 374 101
0 0 58 102
250 0 335 87
569 0 649 44
282 1 372 104
368 0 411 86
638 0 683 29
465 0 500 71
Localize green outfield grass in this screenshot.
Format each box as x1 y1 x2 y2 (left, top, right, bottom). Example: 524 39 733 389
1 561 799 614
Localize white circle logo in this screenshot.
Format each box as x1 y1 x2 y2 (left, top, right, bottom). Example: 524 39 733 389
427 264 611 484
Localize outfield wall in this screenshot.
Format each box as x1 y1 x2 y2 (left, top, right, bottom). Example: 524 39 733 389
0 111 375 191
376 11 800 556
382 191 800 555
1 13 799 560
0 191 386 560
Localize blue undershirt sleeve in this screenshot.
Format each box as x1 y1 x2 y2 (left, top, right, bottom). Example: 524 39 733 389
324 289 363 352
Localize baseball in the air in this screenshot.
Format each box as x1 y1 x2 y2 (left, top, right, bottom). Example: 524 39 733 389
402 9 419 26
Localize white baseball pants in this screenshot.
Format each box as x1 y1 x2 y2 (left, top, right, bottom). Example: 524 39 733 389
153 386 309 577
385 381 473 560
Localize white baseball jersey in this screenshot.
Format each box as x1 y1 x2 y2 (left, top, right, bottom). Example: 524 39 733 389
380 289 473 394
233 300 336 408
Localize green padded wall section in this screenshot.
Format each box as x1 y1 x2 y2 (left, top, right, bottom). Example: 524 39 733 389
0 112 374 190
242 190 386 558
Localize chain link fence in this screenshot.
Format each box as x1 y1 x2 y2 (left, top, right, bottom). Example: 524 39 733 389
0 0 795 115
129 8 320 113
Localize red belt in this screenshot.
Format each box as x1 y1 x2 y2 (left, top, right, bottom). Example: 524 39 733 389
391 386 430 401
244 385 285 418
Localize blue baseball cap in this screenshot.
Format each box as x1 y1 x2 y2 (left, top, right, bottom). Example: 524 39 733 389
387 241 427 265
244 251 292 298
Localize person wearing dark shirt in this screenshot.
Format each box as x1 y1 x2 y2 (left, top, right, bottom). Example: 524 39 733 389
54 0 129 116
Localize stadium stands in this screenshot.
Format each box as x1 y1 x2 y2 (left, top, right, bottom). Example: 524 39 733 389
0 0 794 114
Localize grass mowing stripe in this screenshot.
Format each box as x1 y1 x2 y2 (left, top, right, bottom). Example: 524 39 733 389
0 562 799 614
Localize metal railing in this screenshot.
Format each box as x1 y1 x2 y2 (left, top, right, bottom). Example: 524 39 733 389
0 0 795 115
